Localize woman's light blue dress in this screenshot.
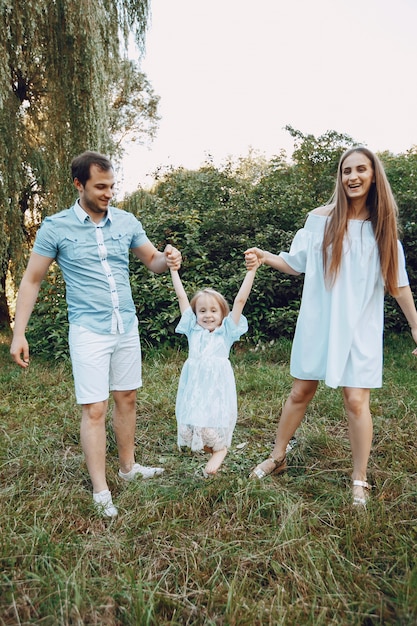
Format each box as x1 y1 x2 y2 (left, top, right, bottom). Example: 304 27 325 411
279 214 409 389
175 307 248 451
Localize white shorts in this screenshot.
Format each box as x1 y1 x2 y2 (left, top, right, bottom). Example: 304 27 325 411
68 319 142 404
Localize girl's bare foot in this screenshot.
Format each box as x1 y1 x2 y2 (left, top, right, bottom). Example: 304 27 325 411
204 448 228 475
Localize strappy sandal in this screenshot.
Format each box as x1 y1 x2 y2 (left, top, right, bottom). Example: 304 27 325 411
352 479 371 507
249 455 287 479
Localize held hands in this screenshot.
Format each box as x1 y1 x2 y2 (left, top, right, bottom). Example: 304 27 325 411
164 244 182 271
244 247 265 270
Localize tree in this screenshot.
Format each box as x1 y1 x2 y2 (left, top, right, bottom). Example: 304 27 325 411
285 125 357 207
0 0 157 329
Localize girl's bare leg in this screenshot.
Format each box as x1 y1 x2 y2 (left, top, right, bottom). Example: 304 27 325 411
201 427 226 474
205 448 228 475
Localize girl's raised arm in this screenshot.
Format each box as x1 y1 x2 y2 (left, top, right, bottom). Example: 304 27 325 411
231 254 261 325
170 269 190 314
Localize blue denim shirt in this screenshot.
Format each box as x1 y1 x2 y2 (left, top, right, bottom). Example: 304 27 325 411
33 201 149 334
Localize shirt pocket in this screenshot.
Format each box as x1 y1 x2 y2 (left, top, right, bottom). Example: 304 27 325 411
109 232 130 255
60 235 93 261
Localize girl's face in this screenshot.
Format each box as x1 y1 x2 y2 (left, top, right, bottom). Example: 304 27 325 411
195 293 223 332
341 152 375 205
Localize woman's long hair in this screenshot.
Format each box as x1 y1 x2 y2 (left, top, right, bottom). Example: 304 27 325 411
322 147 400 295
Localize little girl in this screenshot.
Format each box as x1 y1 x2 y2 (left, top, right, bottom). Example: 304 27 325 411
170 257 259 476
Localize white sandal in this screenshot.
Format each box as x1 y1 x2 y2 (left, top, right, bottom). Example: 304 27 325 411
249 456 287 480
352 479 371 507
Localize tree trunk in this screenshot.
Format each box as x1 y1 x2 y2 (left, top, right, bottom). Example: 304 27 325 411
0 272 11 331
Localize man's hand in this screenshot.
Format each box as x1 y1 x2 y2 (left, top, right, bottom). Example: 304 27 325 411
10 336 30 368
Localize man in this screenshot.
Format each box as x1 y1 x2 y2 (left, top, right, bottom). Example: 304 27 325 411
10 151 181 518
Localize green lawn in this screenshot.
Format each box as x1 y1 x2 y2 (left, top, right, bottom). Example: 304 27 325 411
1 332 417 625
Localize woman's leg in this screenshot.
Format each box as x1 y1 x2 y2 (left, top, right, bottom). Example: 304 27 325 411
251 378 318 476
342 387 372 502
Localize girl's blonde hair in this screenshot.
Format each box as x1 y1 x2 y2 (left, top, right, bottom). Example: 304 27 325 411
190 288 230 320
323 147 400 295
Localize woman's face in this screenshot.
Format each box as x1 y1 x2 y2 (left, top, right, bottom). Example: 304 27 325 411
341 152 375 204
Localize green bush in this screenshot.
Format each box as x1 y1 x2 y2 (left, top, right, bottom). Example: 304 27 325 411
26 264 69 361
25 135 417 358
125 165 307 347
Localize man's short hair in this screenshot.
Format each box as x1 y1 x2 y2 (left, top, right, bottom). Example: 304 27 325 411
71 151 113 186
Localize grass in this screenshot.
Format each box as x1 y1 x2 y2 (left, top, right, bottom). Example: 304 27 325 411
1 332 417 625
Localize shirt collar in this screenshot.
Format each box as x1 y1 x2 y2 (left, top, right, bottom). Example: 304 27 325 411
73 199 113 225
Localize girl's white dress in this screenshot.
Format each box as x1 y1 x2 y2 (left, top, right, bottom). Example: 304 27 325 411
175 307 248 451
280 214 409 389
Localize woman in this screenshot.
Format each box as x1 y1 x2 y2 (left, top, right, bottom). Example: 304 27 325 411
246 147 417 507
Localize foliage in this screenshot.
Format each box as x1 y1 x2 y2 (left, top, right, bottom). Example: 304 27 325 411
22 130 417 358
123 131 352 347
378 149 417 330
25 265 69 362
0 0 156 327
110 58 160 152
1 334 417 624
124 135 417 348
124 163 303 347
285 125 359 208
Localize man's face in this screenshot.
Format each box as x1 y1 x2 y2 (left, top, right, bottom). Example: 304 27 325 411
74 164 115 221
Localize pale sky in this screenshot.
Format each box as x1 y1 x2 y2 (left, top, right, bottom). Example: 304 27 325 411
119 0 417 195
